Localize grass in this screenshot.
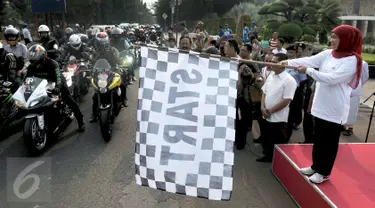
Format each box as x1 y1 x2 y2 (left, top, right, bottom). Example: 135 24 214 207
362 53 375 60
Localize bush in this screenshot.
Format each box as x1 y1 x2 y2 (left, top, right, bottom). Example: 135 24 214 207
277 23 303 43
301 34 316 43
363 36 375 45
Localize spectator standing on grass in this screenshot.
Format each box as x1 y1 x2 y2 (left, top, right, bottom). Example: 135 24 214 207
283 25 363 184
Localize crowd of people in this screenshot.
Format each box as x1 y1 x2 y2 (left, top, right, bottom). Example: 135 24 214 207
172 22 370 184
0 20 371 185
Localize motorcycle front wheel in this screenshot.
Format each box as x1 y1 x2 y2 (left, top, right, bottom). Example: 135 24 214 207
23 118 47 157
99 109 112 142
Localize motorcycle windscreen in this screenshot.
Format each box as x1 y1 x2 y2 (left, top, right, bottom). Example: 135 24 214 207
23 77 44 102
93 59 112 73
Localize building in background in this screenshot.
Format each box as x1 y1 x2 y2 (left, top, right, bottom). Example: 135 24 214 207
339 0 375 37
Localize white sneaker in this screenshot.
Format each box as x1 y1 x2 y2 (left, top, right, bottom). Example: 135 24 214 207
309 173 330 184
300 167 315 176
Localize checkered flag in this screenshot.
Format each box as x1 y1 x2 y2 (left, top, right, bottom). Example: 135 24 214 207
135 46 238 200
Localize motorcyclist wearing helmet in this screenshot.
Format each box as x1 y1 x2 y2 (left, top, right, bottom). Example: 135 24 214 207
149 29 158 44
38 25 61 61
74 24 83 34
62 34 89 61
90 32 128 122
110 28 129 51
136 28 146 43
62 27 74 46
26 45 85 132
3 27 28 90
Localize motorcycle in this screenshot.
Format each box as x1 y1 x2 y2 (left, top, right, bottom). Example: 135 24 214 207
0 75 19 133
12 77 74 156
90 59 123 141
62 54 91 102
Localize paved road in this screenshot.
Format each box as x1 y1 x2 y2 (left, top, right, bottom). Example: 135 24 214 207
0 70 296 208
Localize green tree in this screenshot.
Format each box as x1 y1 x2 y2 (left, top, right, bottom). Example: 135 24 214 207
258 0 341 43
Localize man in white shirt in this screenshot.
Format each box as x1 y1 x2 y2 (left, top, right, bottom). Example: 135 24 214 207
258 53 297 162
272 39 287 55
22 24 33 45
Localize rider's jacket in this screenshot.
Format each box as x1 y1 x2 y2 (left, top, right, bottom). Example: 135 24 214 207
92 47 122 69
39 37 60 61
26 57 62 87
62 43 89 61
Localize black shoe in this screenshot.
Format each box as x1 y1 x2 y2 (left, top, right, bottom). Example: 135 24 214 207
77 122 85 132
256 156 272 163
236 145 245 150
89 116 97 123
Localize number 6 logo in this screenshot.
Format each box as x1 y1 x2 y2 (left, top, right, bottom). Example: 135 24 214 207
13 161 45 199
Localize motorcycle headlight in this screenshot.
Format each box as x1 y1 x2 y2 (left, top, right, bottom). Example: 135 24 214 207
98 79 107 88
126 56 133 63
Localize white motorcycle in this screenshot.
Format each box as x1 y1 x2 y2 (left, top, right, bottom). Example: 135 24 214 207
12 77 74 156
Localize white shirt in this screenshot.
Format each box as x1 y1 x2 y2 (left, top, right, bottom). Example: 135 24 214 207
22 28 32 41
272 48 287 54
351 61 369 97
4 43 28 60
262 70 297 123
261 66 272 80
288 49 357 124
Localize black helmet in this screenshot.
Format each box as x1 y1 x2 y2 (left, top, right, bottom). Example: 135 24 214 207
95 32 110 52
29 44 47 65
4 27 20 46
79 34 89 43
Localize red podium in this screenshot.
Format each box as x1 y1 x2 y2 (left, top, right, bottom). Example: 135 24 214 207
272 144 375 208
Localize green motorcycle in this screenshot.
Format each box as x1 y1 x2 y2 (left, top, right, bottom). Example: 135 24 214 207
0 75 19 133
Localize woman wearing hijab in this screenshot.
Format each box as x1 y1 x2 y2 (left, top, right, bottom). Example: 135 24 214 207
281 25 363 184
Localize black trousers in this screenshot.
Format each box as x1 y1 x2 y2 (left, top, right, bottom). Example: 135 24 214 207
286 86 304 141
261 121 287 159
235 97 252 148
302 112 314 143
311 117 341 176
60 83 84 124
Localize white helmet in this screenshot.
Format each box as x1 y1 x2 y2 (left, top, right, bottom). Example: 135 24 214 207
7 25 14 28
76 23 80 27
38 25 50 33
151 29 156 33
69 34 82 50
